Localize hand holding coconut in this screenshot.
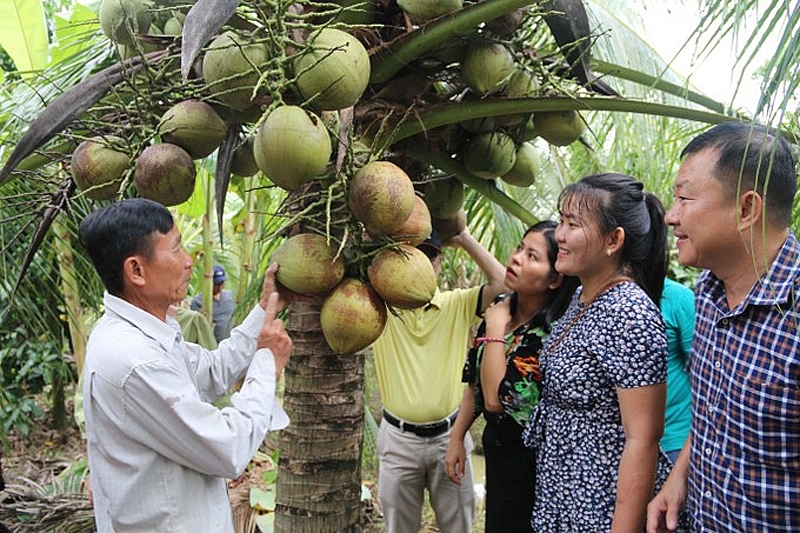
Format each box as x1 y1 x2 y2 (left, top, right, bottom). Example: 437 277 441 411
258 262 315 311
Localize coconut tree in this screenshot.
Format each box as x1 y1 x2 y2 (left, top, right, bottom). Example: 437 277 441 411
0 0 797 531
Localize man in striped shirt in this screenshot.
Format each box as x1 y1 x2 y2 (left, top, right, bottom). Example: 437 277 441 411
647 122 799 532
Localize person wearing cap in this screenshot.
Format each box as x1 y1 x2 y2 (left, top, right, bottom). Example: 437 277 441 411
371 226 506 533
191 265 236 342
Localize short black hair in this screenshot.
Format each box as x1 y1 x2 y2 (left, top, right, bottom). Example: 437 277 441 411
78 198 174 295
682 121 797 226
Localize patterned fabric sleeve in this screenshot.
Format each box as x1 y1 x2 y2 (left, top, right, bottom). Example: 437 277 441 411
595 286 667 388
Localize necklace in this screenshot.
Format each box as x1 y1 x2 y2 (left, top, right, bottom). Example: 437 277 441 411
544 277 631 355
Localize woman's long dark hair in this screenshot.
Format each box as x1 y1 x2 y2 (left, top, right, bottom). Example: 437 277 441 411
557 173 668 306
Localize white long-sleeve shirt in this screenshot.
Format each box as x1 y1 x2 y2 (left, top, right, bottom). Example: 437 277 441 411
83 292 288 532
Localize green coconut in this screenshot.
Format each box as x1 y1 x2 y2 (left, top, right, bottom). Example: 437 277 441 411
501 142 540 187
162 16 182 36
253 105 332 190
432 208 467 242
202 32 271 111
230 137 259 177
422 177 464 219
313 0 379 28
348 161 416 236
271 233 345 295
321 278 387 355
497 69 540 126
397 0 462 24
534 110 585 146
134 143 196 206
485 8 525 37
463 132 517 179
159 100 227 159
460 41 515 96
294 28 371 111
367 244 437 309
100 0 152 46
71 136 131 200
387 195 432 246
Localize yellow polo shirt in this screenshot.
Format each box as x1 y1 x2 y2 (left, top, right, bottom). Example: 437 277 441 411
371 286 483 423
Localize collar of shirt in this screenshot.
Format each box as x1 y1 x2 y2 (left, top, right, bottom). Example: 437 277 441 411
423 286 444 310
104 292 182 353
698 231 799 313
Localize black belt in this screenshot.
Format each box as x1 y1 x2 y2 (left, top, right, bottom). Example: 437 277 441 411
382 409 458 438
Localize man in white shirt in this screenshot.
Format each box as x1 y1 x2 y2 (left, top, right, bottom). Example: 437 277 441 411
78 198 293 533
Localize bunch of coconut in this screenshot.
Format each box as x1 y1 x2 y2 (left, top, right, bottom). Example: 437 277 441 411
349 160 437 284
276 160 440 355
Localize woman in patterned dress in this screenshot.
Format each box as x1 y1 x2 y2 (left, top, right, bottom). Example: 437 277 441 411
523 174 675 532
445 221 578 532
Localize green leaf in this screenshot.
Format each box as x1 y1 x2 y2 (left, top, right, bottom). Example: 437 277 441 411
0 0 49 76
262 468 278 485
255 512 274 532
49 4 102 67
249 487 276 511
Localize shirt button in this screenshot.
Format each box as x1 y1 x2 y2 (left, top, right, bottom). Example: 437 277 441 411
705 490 712 498
705 447 712 456
715 360 721 368
721 318 728 326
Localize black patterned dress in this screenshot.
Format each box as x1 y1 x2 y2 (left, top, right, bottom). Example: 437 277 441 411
462 295 549 532
522 282 674 532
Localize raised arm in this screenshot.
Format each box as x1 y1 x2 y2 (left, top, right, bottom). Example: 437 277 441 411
446 227 506 313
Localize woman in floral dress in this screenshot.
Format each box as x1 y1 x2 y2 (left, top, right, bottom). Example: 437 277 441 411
523 174 677 532
446 221 578 532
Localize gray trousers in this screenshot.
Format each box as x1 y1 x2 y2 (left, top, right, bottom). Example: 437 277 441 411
377 419 475 533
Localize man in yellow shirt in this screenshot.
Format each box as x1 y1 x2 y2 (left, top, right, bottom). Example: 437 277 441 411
372 227 506 533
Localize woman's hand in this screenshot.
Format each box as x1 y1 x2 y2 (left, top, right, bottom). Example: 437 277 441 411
484 294 512 338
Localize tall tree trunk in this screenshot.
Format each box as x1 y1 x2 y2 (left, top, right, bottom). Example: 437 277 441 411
53 214 87 431
275 299 365 532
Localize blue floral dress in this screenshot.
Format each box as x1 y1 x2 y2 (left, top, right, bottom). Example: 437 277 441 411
522 282 674 531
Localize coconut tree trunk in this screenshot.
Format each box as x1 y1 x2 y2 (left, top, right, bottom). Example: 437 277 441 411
53 214 87 432
275 299 365 532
